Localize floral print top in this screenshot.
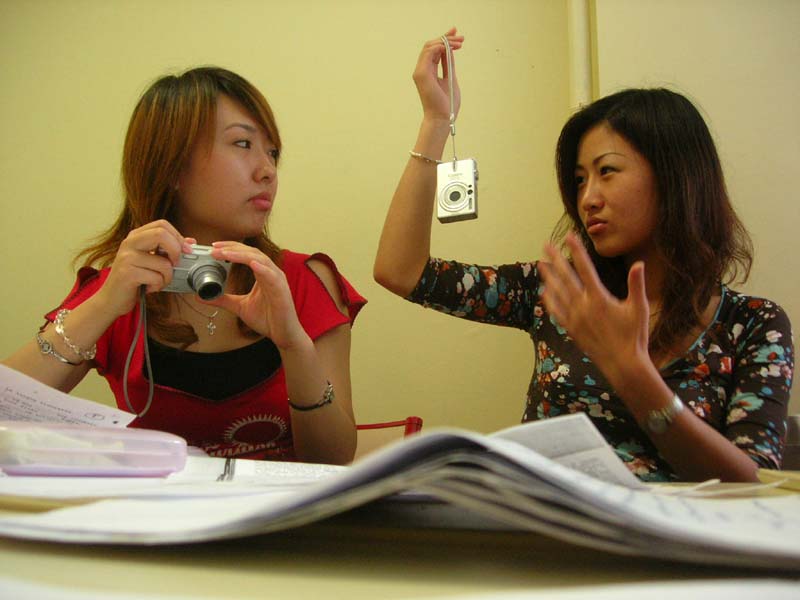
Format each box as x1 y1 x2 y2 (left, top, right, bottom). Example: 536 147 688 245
408 257 794 481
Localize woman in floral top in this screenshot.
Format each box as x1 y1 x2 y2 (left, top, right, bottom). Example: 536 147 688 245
374 29 793 482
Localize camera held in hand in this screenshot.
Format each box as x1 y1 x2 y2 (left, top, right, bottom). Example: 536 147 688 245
161 244 232 300
437 159 478 223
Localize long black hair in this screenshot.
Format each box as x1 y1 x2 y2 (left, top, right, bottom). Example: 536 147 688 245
553 88 752 357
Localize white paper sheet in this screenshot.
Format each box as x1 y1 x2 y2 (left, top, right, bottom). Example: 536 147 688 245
0 454 346 501
492 413 644 488
0 377 798 572
0 365 134 426
0 426 798 571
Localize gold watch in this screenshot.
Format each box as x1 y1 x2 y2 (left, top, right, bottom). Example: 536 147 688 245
645 394 685 434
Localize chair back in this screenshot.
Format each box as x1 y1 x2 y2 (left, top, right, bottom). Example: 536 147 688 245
353 417 423 461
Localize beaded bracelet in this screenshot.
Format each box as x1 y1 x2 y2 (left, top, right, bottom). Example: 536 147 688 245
288 381 335 412
409 150 442 165
54 309 97 361
36 333 82 366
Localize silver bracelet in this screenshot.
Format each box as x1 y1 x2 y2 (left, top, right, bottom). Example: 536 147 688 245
36 333 82 366
644 394 685 435
54 309 97 361
409 150 442 165
288 381 335 412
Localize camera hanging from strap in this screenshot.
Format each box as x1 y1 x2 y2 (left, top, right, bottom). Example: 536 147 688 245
436 35 479 224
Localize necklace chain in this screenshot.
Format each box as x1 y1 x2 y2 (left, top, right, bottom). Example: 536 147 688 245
177 295 219 336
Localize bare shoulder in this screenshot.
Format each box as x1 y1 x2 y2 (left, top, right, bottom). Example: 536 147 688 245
306 258 349 317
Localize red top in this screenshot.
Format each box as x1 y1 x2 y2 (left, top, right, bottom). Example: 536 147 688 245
47 250 367 460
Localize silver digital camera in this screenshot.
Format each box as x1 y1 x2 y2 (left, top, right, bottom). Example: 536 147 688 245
436 158 479 223
161 244 232 300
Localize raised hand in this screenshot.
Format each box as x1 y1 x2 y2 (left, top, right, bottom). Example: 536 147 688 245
539 232 652 389
96 220 194 318
206 242 308 350
413 27 464 121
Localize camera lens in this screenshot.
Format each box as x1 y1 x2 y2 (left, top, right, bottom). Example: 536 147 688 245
441 182 469 211
190 265 227 300
197 280 223 300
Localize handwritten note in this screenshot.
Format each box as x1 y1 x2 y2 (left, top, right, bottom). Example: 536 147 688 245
0 365 134 427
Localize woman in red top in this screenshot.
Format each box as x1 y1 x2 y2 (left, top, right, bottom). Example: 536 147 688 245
3 67 366 464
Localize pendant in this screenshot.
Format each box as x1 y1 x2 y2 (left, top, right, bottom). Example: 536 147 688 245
205 310 219 336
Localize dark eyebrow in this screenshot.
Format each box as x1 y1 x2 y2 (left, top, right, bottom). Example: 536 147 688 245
224 122 257 133
575 151 626 170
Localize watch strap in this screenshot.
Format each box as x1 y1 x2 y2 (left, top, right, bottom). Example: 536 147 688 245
645 394 685 435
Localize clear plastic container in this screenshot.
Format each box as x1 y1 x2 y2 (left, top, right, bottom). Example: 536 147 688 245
0 421 187 477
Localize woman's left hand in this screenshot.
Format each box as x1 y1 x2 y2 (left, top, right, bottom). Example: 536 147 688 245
205 242 308 350
539 233 652 389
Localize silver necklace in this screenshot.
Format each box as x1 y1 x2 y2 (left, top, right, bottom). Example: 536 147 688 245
178 295 219 336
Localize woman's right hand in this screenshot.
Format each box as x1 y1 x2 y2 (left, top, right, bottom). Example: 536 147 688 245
373 29 465 297
413 27 464 122
96 220 194 318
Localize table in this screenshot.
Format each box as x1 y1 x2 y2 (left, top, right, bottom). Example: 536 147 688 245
1 502 797 599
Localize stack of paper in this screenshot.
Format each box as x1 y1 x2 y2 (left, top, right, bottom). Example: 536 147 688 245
1 364 799 572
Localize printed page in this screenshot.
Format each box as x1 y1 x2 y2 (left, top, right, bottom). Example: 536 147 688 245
472 432 800 567
0 365 134 426
0 432 480 543
491 413 643 488
491 413 608 458
0 424 799 570
0 455 347 506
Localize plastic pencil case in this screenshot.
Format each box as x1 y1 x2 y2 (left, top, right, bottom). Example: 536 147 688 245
0 421 187 477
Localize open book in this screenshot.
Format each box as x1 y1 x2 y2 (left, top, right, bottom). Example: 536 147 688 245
1 364 799 571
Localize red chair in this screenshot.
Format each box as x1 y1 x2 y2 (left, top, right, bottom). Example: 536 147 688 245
353 416 423 461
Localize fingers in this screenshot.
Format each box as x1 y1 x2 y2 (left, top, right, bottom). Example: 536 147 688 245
249 259 283 289
539 243 578 330
423 30 464 70
417 29 464 79
112 220 192 295
205 244 293 320
422 28 463 50
210 243 284 293
124 220 193 266
438 27 464 47
133 263 174 294
627 261 650 322
542 241 584 300
417 41 443 77
537 261 568 325
539 234 610 330
211 241 269 266
564 233 604 291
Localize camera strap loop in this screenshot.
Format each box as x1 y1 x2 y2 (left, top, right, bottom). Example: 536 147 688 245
441 35 458 169
123 286 155 418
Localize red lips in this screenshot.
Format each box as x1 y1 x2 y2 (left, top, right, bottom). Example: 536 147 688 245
585 216 607 235
249 193 273 211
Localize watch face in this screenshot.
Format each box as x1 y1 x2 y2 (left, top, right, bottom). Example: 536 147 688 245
646 397 684 435
646 411 668 434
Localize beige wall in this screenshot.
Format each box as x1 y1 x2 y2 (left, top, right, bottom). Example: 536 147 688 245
0 0 569 432
593 0 800 414
4 0 793 434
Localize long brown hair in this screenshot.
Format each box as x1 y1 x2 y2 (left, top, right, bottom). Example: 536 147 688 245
553 88 753 358
75 67 282 346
